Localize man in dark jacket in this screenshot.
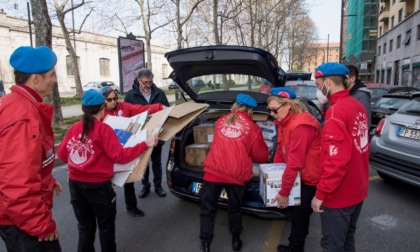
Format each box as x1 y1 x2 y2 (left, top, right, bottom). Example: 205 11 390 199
346 65 371 129
124 69 170 212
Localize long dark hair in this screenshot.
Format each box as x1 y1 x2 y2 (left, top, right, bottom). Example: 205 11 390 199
80 104 103 141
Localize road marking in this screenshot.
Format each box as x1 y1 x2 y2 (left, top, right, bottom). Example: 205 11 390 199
264 220 284 252
369 175 381 181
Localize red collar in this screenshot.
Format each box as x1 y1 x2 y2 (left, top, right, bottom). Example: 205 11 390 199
16 83 43 102
329 89 349 105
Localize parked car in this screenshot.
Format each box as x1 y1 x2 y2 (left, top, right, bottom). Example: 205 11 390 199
286 70 312 81
370 92 420 187
365 83 420 105
370 92 413 135
168 81 179 90
82 81 120 93
164 45 323 218
285 80 321 111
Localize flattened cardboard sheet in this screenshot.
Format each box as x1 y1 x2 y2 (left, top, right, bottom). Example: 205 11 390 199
126 102 209 183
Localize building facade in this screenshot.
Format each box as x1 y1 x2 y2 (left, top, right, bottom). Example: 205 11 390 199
305 42 340 75
376 0 420 87
0 11 174 93
342 0 378 82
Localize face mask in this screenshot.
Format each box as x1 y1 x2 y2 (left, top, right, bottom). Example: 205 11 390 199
316 80 329 104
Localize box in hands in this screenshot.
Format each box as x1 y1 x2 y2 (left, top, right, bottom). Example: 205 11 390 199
193 123 214 144
185 143 211 166
259 163 301 207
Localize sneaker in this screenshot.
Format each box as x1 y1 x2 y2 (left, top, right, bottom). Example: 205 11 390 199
126 207 145 217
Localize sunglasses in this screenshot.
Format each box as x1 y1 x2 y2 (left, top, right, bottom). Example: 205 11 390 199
267 104 284 114
140 80 153 85
106 97 118 102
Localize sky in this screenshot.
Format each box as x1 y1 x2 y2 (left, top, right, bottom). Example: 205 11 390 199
307 0 341 43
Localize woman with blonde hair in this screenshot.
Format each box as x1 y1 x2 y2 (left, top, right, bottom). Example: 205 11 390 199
199 93 268 252
268 87 322 252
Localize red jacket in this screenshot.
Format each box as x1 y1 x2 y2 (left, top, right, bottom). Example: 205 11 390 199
315 90 370 208
203 111 269 185
101 101 162 120
0 85 57 239
57 120 148 182
274 111 321 196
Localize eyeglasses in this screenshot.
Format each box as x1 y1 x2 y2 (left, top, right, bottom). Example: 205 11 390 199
140 79 153 85
106 97 118 102
267 104 284 114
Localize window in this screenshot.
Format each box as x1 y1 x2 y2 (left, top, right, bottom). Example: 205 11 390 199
392 0 395 5
379 26 382 36
403 30 411 45
398 9 403 23
391 16 394 28
397 35 401 48
383 43 387 54
99 58 110 76
162 64 168 79
66 55 80 76
378 45 381 56
389 39 393 52
417 25 420 40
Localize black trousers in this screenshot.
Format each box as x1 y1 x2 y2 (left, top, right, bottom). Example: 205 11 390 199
142 144 163 188
0 225 61 252
320 202 364 252
287 183 317 248
199 181 244 244
69 179 117 252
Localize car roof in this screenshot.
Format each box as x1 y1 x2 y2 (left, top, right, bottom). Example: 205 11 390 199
381 92 414 99
285 80 316 86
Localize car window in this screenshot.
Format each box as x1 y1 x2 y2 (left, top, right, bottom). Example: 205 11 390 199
369 88 389 101
374 97 410 110
398 97 420 115
185 74 266 95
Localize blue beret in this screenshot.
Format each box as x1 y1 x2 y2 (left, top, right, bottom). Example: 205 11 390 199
100 86 114 96
315 63 349 79
263 79 270 85
82 89 105 106
10 46 57 74
270 87 297 99
236 93 257 108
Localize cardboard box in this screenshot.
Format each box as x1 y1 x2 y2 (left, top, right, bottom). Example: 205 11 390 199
193 123 215 144
256 121 276 141
105 102 209 184
259 163 301 207
185 143 211 166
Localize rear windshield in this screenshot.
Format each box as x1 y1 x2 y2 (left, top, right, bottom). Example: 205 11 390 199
287 85 317 99
186 74 272 95
373 97 410 110
368 88 389 101
398 97 420 115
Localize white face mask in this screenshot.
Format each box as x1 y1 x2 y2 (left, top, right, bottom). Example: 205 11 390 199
316 80 329 104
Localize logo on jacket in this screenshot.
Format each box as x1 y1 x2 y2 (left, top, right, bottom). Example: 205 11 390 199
67 135 95 166
352 112 369 153
329 144 338 157
220 115 250 139
117 110 124 116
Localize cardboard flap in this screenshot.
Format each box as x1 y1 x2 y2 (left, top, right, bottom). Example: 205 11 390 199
169 102 208 119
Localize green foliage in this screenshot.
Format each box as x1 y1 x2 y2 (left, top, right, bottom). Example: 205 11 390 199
53 115 82 144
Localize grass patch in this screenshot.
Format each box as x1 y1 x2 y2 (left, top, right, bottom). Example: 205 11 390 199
53 115 82 144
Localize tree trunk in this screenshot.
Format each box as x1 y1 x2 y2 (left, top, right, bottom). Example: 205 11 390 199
30 0 64 126
56 10 83 98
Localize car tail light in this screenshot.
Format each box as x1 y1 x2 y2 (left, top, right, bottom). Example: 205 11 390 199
170 138 176 154
375 119 386 137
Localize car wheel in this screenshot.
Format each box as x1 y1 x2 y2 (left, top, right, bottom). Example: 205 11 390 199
114 89 119 94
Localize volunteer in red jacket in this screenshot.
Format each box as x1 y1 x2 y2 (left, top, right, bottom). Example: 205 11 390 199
100 86 165 217
57 89 158 252
0 46 62 251
199 94 269 252
268 87 322 252
311 63 369 252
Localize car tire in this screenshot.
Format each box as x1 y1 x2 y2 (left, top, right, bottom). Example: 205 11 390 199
114 89 119 94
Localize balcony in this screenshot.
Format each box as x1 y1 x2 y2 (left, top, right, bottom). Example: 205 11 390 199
378 7 390 22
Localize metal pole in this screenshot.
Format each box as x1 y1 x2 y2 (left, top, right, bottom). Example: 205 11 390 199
327 34 329 63
339 0 344 63
27 2 32 46
71 0 76 55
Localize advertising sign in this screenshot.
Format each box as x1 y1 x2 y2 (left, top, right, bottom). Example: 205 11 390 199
118 37 145 93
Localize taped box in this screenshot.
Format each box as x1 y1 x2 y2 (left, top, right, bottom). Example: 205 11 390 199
185 143 211 166
259 163 301 207
193 123 214 144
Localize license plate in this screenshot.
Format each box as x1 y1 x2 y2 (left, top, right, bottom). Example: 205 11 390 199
397 127 420 140
192 182 228 200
